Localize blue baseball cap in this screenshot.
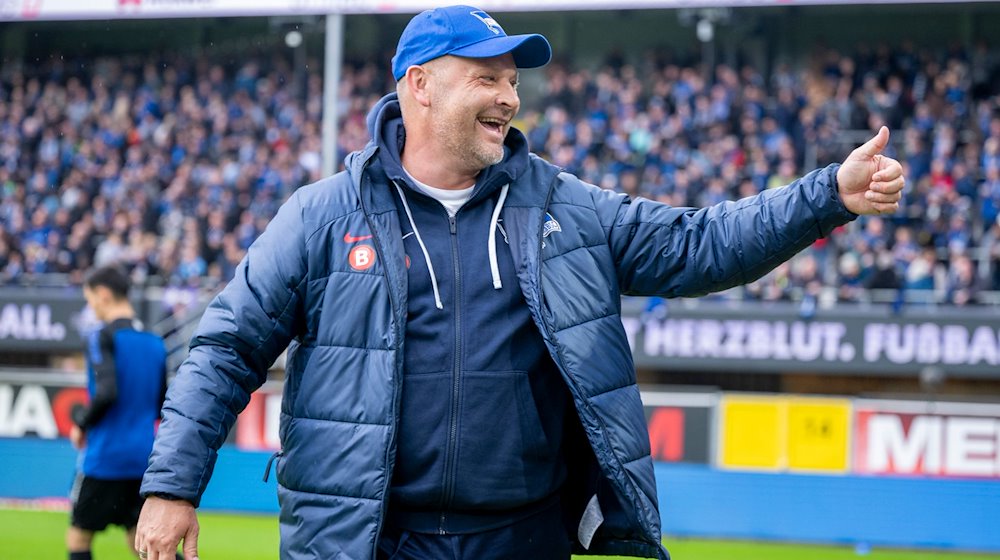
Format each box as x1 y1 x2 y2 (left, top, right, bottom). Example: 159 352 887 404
391 5 552 82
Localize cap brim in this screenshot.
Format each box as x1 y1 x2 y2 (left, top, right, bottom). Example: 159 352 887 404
449 33 552 70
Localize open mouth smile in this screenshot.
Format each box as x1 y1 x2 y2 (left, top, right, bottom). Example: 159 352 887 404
477 117 506 138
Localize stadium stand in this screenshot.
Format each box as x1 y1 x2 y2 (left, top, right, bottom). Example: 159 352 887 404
0 53 326 289
2 42 999 307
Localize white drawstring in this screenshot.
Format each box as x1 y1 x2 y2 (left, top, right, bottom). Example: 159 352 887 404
394 183 444 310
488 184 510 290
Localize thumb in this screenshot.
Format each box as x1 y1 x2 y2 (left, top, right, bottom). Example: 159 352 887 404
854 126 890 158
183 521 200 560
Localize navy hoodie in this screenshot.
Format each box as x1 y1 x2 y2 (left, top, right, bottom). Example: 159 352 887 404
370 95 572 534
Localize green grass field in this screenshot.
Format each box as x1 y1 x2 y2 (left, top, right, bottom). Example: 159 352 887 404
4 508 998 559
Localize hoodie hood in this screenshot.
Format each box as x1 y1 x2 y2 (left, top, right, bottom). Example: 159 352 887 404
362 92 532 305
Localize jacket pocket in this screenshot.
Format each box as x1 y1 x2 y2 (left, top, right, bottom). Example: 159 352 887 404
451 370 564 510
392 371 452 505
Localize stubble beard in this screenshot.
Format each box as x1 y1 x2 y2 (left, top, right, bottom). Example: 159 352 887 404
432 105 505 172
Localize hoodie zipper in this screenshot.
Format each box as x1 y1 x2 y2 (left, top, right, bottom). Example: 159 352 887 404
440 212 461 534
394 178 505 534
354 164 408 560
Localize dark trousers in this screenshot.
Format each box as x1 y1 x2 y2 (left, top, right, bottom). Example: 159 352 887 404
377 503 572 560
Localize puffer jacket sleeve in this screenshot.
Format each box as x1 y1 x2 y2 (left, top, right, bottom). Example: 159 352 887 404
595 163 856 298
141 192 308 505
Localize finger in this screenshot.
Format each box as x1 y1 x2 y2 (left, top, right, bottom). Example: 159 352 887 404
146 539 164 560
134 533 146 559
865 190 901 204
134 527 155 559
145 531 178 560
871 201 899 214
868 177 905 194
872 159 903 181
183 520 200 560
156 539 180 560
854 126 890 158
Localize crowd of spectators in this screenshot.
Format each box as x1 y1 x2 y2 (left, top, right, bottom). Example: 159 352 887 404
525 42 1000 307
2 38 1000 307
0 52 325 292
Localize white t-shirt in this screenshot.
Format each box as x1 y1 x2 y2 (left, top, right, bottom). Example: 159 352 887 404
404 168 474 217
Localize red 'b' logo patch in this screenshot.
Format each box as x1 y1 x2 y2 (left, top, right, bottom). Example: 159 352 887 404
349 245 376 271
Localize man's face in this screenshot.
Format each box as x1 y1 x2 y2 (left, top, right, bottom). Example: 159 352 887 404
426 54 520 171
83 285 109 322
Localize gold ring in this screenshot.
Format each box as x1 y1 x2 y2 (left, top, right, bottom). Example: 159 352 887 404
138 550 149 559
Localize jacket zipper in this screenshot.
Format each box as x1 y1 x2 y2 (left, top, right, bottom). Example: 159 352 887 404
440 212 461 534
526 182 663 555
261 450 283 482
358 169 406 560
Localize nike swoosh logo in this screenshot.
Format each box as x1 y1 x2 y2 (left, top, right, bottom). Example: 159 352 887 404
344 233 373 243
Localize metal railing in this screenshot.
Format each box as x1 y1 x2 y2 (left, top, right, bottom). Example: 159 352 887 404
147 288 218 376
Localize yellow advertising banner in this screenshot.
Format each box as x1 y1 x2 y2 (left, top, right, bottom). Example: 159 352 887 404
719 395 851 473
786 398 852 472
719 396 786 470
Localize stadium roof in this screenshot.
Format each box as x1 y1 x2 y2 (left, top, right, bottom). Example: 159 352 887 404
2 0 994 22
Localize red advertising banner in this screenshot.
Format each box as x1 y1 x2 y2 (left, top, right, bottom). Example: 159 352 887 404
234 384 283 451
0 373 276 449
642 391 716 465
0 375 87 439
854 400 1000 479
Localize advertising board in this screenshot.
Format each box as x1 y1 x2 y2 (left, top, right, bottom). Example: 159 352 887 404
854 400 1000 478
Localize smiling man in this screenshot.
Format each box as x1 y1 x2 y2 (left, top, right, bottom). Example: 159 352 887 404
135 5 904 560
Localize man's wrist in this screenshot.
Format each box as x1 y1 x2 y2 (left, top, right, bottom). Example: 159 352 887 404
827 163 858 218
147 492 186 501
71 408 87 430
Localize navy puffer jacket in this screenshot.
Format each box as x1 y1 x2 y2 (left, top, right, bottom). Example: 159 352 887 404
141 94 855 559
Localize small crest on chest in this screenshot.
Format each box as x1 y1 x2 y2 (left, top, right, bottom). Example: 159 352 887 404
542 212 561 238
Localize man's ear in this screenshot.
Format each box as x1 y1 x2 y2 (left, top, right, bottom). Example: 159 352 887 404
404 65 433 108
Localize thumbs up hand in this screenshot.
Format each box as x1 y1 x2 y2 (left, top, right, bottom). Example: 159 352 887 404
836 126 905 215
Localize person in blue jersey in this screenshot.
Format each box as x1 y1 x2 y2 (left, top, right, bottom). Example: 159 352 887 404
135 6 904 560
67 265 171 560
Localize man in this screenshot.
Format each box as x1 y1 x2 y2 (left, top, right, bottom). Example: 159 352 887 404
136 5 904 560
68 265 169 560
